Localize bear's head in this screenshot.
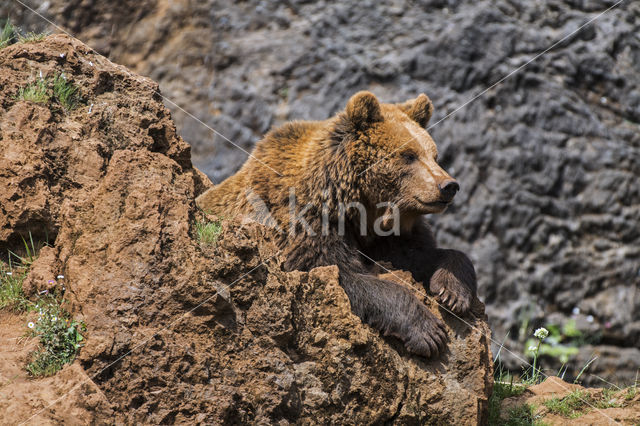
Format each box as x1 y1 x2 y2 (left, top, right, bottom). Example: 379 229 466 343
333 91 458 229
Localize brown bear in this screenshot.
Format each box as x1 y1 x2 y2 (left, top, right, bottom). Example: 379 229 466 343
196 91 477 358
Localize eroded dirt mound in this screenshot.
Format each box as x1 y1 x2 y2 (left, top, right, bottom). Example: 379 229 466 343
0 312 113 425
501 376 640 425
0 35 492 423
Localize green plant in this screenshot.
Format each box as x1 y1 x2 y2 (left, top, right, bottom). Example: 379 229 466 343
1 233 41 311
0 262 30 311
0 18 17 48
489 361 529 425
26 295 86 377
574 355 598 384
15 77 50 104
624 385 637 401
52 73 81 111
503 403 540 426
523 327 549 384
525 321 584 366
17 31 48 43
624 371 638 401
489 376 548 425
543 390 588 418
8 232 40 267
14 73 82 111
600 387 619 407
195 218 222 245
1 232 86 376
543 389 618 419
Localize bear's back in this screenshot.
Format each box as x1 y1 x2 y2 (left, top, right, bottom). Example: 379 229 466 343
196 119 328 219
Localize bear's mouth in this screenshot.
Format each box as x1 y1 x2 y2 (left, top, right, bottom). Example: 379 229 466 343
414 197 451 208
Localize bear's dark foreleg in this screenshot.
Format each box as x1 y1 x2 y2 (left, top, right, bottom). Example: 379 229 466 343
341 271 448 357
282 233 448 358
364 219 477 315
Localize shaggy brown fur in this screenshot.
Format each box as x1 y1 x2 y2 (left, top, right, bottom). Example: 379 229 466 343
197 91 477 358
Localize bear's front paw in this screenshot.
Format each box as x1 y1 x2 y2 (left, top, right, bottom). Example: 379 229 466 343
403 305 448 358
429 267 475 315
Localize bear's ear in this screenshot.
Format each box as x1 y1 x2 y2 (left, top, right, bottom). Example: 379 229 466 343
345 91 383 129
396 93 433 128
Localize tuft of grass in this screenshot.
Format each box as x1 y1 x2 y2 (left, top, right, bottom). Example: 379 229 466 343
543 389 619 419
195 218 222 245
624 382 638 401
574 355 598 384
0 263 30 311
52 73 81 111
503 403 543 426
1 233 41 311
489 363 529 425
8 232 39 267
600 387 619 406
490 357 548 425
14 73 82 111
17 31 48 43
543 390 589 418
26 295 86 377
488 379 547 425
489 381 528 425
0 18 17 48
15 77 50 104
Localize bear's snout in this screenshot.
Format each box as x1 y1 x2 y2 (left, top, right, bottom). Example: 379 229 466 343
437 179 459 202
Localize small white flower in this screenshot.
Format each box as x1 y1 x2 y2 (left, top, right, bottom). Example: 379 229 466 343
51 316 57 322
534 327 549 340
587 315 594 323
60 53 65 58
28 322 35 329
572 307 580 315
528 345 537 352
57 275 64 279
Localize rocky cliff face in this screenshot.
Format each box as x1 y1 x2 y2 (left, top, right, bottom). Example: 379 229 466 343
0 35 492 424
6 0 637 386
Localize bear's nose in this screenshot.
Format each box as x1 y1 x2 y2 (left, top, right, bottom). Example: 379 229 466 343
438 179 460 201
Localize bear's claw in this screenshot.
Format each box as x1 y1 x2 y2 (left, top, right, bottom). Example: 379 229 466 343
429 268 474 315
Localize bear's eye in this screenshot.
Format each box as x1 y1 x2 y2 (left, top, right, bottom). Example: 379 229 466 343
401 150 418 164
